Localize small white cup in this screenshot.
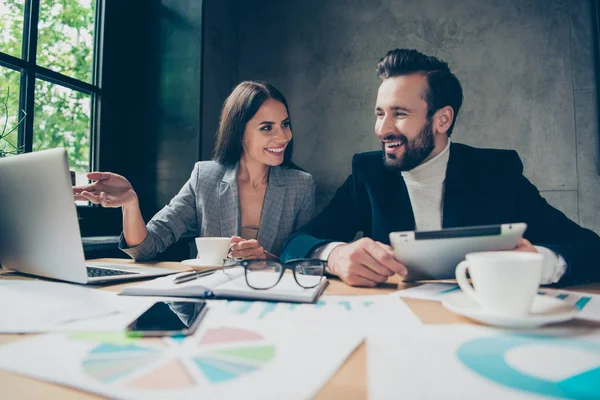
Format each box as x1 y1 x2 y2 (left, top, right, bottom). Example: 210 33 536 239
455 251 544 316
195 237 231 266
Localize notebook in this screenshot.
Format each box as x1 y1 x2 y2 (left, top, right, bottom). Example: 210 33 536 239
120 269 329 303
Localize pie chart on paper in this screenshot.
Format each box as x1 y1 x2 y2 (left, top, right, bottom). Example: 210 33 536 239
77 327 276 389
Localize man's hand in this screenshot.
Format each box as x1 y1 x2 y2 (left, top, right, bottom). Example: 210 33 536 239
514 238 538 253
327 237 407 287
229 236 266 260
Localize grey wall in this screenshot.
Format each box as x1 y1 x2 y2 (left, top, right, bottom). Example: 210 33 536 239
153 1 203 208
201 0 239 161
232 0 599 234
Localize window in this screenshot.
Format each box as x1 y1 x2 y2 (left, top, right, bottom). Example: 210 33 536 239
0 0 103 185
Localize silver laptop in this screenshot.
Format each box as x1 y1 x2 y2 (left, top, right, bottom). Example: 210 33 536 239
0 148 176 284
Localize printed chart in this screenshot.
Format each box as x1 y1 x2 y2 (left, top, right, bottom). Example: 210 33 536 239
0 321 364 400
396 283 461 300
213 294 422 332
368 326 600 400
202 295 421 334
457 333 600 399
536 290 591 311
226 298 376 319
78 327 275 389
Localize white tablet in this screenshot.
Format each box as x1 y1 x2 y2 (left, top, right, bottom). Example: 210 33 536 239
389 223 527 281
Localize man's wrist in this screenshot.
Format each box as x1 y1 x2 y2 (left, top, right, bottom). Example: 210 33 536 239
310 242 346 276
327 245 341 276
534 245 567 284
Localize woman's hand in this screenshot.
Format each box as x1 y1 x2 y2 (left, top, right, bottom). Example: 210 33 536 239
73 172 138 208
229 236 267 260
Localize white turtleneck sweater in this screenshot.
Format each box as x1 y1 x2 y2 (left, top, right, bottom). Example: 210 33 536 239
401 139 451 231
313 140 566 284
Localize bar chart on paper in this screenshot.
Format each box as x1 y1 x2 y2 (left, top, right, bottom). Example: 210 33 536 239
77 327 276 389
226 298 376 320
536 290 591 310
215 295 422 331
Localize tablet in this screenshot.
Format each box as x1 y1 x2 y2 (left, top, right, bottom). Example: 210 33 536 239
389 223 527 281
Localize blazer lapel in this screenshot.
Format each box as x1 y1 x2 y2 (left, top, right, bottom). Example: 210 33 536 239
219 164 240 237
370 165 415 242
258 167 285 252
443 143 472 228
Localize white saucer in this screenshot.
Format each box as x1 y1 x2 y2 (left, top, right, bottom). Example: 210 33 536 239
180 259 223 269
442 292 580 329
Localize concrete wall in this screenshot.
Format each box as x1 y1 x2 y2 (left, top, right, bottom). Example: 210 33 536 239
153 1 203 208
201 0 239 161
233 0 599 234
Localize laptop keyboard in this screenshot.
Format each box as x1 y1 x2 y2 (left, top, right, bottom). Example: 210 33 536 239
86 266 137 277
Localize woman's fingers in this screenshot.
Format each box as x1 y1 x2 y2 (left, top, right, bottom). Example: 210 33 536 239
99 191 112 207
230 247 265 259
72 183 94 192
230 239 265 259
230 236 244 245
74 194 89 201
243 252 268 260
86 172 113 181
79 190 101 204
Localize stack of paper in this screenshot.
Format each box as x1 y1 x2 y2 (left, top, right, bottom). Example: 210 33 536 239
0 280 118 333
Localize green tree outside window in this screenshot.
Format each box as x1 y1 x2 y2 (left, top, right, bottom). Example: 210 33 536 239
0 0 96 174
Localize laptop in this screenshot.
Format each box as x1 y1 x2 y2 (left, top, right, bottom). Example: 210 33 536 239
0 148 176 284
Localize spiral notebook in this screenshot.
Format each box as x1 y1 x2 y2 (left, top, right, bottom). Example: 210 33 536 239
120 269 328 303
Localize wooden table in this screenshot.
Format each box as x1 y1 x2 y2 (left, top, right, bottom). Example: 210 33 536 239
1 259 598 399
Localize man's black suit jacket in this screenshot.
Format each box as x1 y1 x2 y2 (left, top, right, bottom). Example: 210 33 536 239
281 143 600 285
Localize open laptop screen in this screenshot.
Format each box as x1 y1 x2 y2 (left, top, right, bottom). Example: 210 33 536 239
0 148 89 283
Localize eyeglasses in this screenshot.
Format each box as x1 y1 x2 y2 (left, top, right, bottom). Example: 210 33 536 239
222 259 326 290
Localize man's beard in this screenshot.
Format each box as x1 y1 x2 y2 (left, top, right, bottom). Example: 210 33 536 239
381 118 435 171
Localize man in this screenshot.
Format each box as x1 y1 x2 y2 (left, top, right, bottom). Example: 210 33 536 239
281 48 600 287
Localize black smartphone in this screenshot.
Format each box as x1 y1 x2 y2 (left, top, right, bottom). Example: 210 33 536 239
126 300 208 337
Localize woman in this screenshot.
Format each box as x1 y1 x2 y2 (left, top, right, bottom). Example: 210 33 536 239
73 81 315 260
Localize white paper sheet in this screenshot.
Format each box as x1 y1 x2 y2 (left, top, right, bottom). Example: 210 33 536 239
397 284 600 323
49 295 158 332
0 316 364 400
368 325 600 400
0 280 118 333
204 293 422 333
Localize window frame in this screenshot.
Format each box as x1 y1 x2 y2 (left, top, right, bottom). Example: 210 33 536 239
0 0 105 173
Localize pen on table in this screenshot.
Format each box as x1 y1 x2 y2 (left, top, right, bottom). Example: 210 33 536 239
173 268 217 284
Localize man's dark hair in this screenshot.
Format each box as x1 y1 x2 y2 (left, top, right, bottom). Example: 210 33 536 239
213 80 295 166
376 49 463 137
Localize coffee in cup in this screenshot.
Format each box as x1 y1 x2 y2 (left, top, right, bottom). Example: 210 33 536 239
455 251 544 316
194 237 231 267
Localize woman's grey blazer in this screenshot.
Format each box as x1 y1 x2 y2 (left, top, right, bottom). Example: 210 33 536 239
120 161 316 261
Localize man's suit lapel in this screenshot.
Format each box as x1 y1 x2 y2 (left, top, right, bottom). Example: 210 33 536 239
219 164 240 237
443 143 472 228
258 167 285 252
371 165 415 240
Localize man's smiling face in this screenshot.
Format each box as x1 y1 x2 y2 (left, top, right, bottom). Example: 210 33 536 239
375 74 436 171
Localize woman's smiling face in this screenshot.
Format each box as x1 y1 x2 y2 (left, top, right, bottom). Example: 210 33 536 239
242 98 292 167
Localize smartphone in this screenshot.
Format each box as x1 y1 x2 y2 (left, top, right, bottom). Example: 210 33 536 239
126 300 208 337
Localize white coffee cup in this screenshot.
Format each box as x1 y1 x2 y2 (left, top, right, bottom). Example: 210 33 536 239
195 237 231 266
455 251 544 316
